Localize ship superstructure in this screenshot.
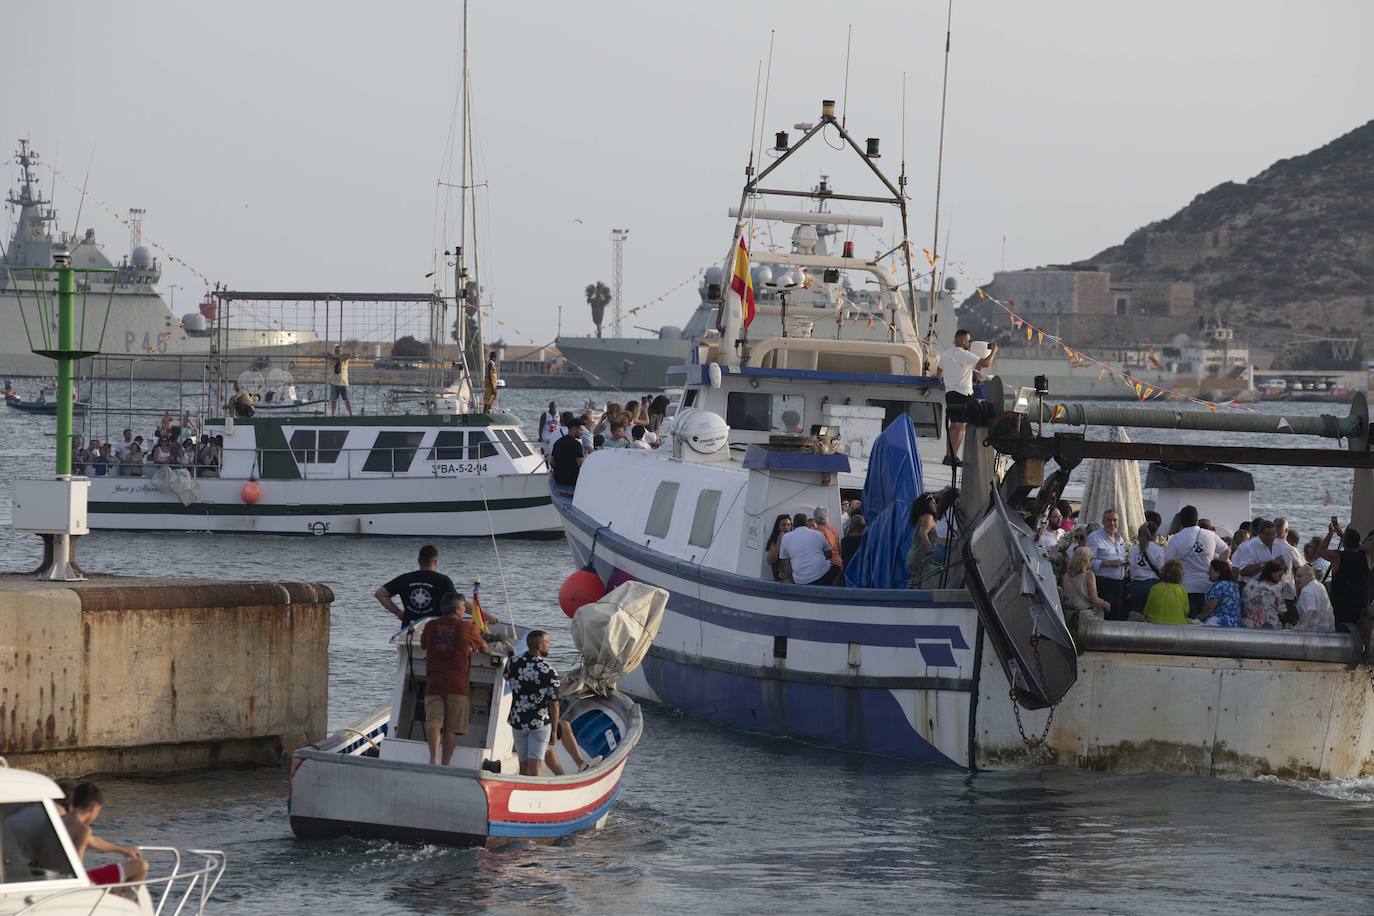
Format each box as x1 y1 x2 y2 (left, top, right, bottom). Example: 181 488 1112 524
1 139 314 378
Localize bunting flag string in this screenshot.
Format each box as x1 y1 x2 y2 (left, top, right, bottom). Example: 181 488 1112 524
962 269 1255 414
47 163 293 334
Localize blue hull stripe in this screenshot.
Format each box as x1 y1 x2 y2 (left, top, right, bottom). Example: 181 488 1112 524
641 652 961 766
664 588 969 652
487 786 622 838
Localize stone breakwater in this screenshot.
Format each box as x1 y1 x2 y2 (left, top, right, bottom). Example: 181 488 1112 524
0 575 331 777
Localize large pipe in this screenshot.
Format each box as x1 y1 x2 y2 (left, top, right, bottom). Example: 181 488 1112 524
1048 402 1360 440
727 207 884 228
1075 617 1362 666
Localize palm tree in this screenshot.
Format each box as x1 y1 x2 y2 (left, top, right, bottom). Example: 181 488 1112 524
585 281 612 338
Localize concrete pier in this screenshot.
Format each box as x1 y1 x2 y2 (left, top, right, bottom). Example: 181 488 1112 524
0 575 331 777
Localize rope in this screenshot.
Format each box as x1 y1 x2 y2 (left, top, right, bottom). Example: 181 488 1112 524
480 487 518 645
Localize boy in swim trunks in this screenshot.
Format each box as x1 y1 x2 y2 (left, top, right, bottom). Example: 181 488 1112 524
61 782 148 886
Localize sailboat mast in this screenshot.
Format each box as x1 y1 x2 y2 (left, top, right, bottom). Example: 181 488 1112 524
452 0 471 393
924 0 954 354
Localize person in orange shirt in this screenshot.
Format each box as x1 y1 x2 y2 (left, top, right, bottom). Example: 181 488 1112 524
814 507 844 570
420 592 491 766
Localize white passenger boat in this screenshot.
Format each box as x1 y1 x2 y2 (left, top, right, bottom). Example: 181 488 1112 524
551 100 1374 779
288 582 664 845
85 411 558 537
0 762 225 914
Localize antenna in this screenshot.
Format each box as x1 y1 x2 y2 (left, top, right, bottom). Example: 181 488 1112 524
611 228 630 337
754 30 776 169
841 24 853 128
70 149 95 244
923 0 954 351
128 208 145 253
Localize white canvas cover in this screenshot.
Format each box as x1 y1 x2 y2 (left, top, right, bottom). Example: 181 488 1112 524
1079 426 1145 539
153 465 200 506
562 581 667 698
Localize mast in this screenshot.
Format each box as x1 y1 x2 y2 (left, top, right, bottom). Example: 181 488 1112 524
923 0 954 359
449 0 471 402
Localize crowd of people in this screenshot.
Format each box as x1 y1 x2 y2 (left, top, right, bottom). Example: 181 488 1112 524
70 413 223 479
540 396 672 487
1043 502 1365 634
762 501 869 586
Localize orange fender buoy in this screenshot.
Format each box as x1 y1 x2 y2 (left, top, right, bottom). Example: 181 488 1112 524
240 481 262 505
558 566 606 618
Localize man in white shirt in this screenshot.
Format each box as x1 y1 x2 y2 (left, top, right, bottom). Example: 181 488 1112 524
1293 565 1335 632
630 427 651 450
936 329 997 467
1086 509 1128 619
537 402 561 457
779 513 838 586
1164 504 1230 617
111 428 134 462
1232 519 1302 589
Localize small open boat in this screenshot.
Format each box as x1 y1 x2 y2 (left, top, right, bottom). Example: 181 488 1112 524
288 581 666 846
6 383 88 415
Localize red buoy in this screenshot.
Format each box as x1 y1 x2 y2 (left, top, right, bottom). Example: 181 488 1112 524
240 481 262 505
558 567 606 619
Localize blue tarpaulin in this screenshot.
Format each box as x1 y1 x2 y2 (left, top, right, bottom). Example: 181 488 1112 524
844 414 924 589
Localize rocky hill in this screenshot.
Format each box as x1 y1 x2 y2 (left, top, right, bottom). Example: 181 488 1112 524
962 120 1374 358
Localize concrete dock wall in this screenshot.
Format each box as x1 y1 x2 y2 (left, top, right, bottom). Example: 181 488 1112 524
977 640 1374 779
0 576 331 777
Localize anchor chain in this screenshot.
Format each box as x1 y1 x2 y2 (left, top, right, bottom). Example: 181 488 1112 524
1010 617 1058 748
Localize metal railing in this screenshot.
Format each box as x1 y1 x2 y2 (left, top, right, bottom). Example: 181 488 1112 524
14 846 227 916
92 442 539 483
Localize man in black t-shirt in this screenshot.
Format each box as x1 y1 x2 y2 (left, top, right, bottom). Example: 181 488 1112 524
550 417 586 487
374 544 457 625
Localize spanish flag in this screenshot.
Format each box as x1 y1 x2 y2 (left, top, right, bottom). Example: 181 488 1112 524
730 234 756 328
470 590 489 634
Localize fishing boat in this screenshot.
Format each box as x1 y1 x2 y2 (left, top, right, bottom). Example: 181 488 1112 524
0 761 226 914
551 99 1374 779
287 581 664 846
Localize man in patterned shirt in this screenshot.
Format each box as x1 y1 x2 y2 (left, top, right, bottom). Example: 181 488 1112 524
504 629 562 776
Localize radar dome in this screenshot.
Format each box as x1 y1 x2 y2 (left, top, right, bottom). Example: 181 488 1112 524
131 246 153 268
657 326 683 340
792 224 819 254
703 266 723 285
181 312 207 333
672 408 730 455
751 265 773 288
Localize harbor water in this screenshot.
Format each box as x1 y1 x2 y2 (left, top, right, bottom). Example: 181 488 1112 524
3 383 1372 914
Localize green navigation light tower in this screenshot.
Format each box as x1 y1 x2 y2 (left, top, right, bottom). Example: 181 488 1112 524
8 248 116 579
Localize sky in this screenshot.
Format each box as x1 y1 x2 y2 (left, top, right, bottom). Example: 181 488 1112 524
3 0 1372 347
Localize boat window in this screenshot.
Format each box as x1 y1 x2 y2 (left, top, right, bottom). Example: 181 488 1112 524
491 428 533 458
316 430 348 463
288 429 349 463
428 430 466 461
467 430 499 460
865 399 942 438
683 389 697 408
644 481 680 538
0 801 78 883
725 392 770 431
726 392 807 433
362 431 425 472
289 429 317 464
688 489 722 548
